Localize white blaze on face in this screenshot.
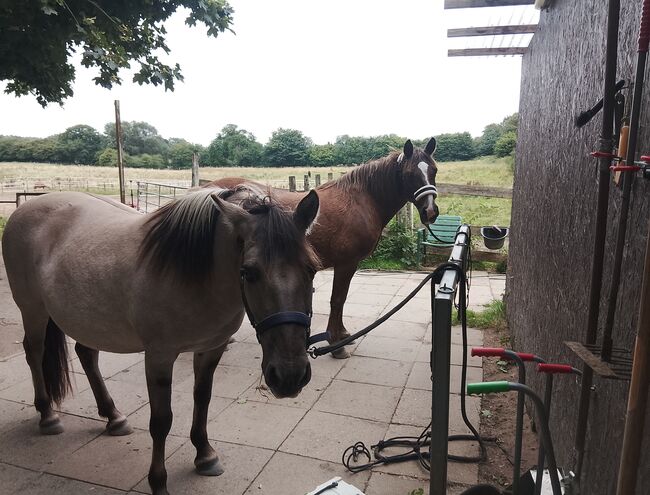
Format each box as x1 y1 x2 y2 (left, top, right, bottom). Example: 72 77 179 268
417 161 435 209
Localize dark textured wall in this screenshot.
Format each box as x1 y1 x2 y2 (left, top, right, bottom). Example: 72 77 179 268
507 0 650 493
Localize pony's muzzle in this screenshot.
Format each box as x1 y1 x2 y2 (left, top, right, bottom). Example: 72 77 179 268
420 203 439 224
264 359 311 398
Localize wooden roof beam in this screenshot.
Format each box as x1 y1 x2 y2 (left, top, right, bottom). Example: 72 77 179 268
447 24 537 37
445 0 534 8
448 47 528 56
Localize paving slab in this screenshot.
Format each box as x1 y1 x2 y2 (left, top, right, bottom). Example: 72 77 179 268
207 400 306 449
244 451 371 495
280 410 389 464
128 391 232 438
0 462 42 493
175 364 259 399
0 397 34 434
0 413 105 471
313 379 402 423
0 352 31 391
354 336 421 362
366 472 430 495
407 362 483 394
336 355 412 388
241 373 331 409
415 343 483 368
132 441 273 495
46 428 185 491
393 388 481 432
383 295 433 324
59 379 149 419
449 326 485 347
362 319 427 341
0 462 125 495
308 349 351 378
342 302 386 320
218 342 263 369
75 351 145 380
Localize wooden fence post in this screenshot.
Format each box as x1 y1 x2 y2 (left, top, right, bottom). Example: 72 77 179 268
289 176 296 192
406 202 413 232
303 175 310 191
114 100 126 204
191 152 199 187
315 174 321 187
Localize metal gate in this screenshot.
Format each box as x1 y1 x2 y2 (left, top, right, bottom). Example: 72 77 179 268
132 181 189 213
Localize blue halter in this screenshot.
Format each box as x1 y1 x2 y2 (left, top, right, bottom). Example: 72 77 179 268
239 269 328 347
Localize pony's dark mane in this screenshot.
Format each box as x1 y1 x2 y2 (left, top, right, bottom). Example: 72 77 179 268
139 188 318 284
320 151 403 200
319 148 433 203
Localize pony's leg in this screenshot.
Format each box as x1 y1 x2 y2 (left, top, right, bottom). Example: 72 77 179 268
74 343 133 436
326 263 357 359
22 313 67 435
190 346 227 476
145 352 176 495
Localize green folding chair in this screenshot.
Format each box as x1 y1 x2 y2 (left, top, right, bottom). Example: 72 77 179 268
416 215 462 267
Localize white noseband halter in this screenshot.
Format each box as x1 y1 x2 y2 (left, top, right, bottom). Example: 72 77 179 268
413 184 438 202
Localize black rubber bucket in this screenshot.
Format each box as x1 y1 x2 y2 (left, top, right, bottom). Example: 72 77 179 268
480 226 509 250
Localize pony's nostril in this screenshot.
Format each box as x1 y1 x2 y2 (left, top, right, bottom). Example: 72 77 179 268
299 364 312 388
265 365 281 388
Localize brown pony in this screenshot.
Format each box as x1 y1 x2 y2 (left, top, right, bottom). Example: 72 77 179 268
208 138 439 358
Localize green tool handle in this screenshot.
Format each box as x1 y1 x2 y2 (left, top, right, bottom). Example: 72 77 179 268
467 381 510 395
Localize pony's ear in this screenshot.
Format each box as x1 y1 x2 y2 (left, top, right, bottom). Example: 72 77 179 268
403 140 414 159
210 193 250 230
293 190 319 233
424 137 437 156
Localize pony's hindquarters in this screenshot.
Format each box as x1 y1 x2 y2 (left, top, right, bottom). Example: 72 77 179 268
3 208 72 434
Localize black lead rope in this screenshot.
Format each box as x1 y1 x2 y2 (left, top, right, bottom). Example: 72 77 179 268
310 261 491 472
426 223 454 245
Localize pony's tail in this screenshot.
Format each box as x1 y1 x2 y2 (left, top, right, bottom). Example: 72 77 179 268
43 318 71 406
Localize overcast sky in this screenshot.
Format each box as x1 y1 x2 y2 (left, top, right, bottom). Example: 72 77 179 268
0 1 538 146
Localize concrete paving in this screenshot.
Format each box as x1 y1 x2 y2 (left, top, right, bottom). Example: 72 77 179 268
0 263 505 495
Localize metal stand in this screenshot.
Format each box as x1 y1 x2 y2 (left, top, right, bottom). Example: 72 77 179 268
430 225 470 495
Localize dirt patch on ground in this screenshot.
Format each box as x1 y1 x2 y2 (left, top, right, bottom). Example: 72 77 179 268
477 325 540 491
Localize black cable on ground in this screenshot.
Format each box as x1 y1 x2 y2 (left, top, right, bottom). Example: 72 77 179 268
326 250 492 473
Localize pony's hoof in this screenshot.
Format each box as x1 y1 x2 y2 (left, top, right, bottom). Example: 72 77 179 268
39 417 64 435
331 347 351 359
195 458 225 476
106 417 133 436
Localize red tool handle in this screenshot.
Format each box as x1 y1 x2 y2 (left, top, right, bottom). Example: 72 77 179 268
639 0 650 52
591 151 617 159
471 347 505 357
471 347 537 361
610 164 641 172
538 363 575 374
640 155 650 162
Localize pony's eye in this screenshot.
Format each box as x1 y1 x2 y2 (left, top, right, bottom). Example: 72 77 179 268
241 266 260 283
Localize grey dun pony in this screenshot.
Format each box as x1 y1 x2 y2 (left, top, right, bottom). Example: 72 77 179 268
2 186 320 495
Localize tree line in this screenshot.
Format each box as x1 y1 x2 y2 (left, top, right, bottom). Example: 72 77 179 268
0 114 517 169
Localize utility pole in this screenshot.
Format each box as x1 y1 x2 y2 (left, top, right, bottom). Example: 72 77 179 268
114 100 126 204
191 152 199 187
